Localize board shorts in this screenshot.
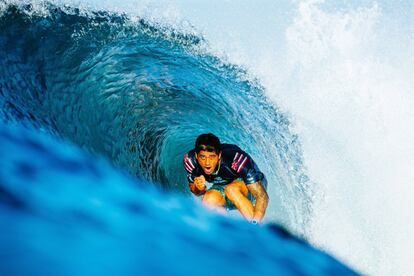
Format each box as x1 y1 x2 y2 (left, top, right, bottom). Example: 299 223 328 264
208 178 267 210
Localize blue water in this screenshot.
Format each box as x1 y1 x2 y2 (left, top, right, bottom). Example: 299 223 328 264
0 2 313 230
0 1 386 275
0 123 356 275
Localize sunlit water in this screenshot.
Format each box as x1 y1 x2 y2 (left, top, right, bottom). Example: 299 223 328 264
1 0 412 275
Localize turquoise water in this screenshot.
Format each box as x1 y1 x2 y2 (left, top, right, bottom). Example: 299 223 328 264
0 2 338 275
1 1 412 275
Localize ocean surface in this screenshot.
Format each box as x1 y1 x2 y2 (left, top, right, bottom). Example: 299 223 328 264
0 0 412 275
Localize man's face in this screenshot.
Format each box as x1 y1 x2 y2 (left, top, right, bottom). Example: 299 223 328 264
196 150 221 175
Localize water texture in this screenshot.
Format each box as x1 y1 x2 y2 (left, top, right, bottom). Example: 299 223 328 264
0 2 344 275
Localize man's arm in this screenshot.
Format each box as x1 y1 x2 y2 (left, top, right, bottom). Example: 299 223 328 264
247 181 269 222
189 182 206 196
232 150 268 221
184 152 205 196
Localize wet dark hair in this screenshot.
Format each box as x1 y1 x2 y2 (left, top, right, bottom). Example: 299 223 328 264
195 133 221 154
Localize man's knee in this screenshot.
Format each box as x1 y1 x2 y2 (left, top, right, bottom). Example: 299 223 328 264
224 184 238 196
202 190 225 206
225 181 248 198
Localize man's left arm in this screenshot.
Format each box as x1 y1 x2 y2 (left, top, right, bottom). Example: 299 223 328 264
234 151 268 222
247 181 269 222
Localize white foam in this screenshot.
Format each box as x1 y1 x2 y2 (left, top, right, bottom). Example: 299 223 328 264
266 1 413 274
144 0 414 274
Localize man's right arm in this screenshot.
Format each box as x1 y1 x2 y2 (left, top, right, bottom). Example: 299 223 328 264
189 175 207 196
184 153 206 196
189 182 206 196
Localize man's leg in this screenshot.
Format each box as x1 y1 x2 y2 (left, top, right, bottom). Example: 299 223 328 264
224 180 254 220
202 190 226 213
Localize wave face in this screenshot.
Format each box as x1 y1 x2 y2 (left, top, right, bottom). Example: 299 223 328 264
0 2 313 233
0 4 356 271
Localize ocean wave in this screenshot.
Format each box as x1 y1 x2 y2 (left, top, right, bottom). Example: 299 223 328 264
0 2 312 233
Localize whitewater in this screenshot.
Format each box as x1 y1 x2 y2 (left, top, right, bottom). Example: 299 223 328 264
155 1 413 274
1 0 413 275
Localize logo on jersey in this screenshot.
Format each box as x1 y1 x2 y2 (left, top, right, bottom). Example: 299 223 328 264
183 154 195 173
231 152 248 173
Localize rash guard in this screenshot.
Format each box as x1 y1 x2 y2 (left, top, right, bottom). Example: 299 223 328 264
183 144 265 186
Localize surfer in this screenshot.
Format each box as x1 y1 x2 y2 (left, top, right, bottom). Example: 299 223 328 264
183 133 269 223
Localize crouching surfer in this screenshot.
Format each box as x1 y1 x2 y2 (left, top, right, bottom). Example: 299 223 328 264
183 133 269 224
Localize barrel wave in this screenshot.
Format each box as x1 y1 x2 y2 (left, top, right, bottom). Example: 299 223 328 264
0 2 357 275
0 2 313 231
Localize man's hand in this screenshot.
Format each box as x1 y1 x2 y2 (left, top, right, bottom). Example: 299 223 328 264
194 175 206 191
189 175 207 196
